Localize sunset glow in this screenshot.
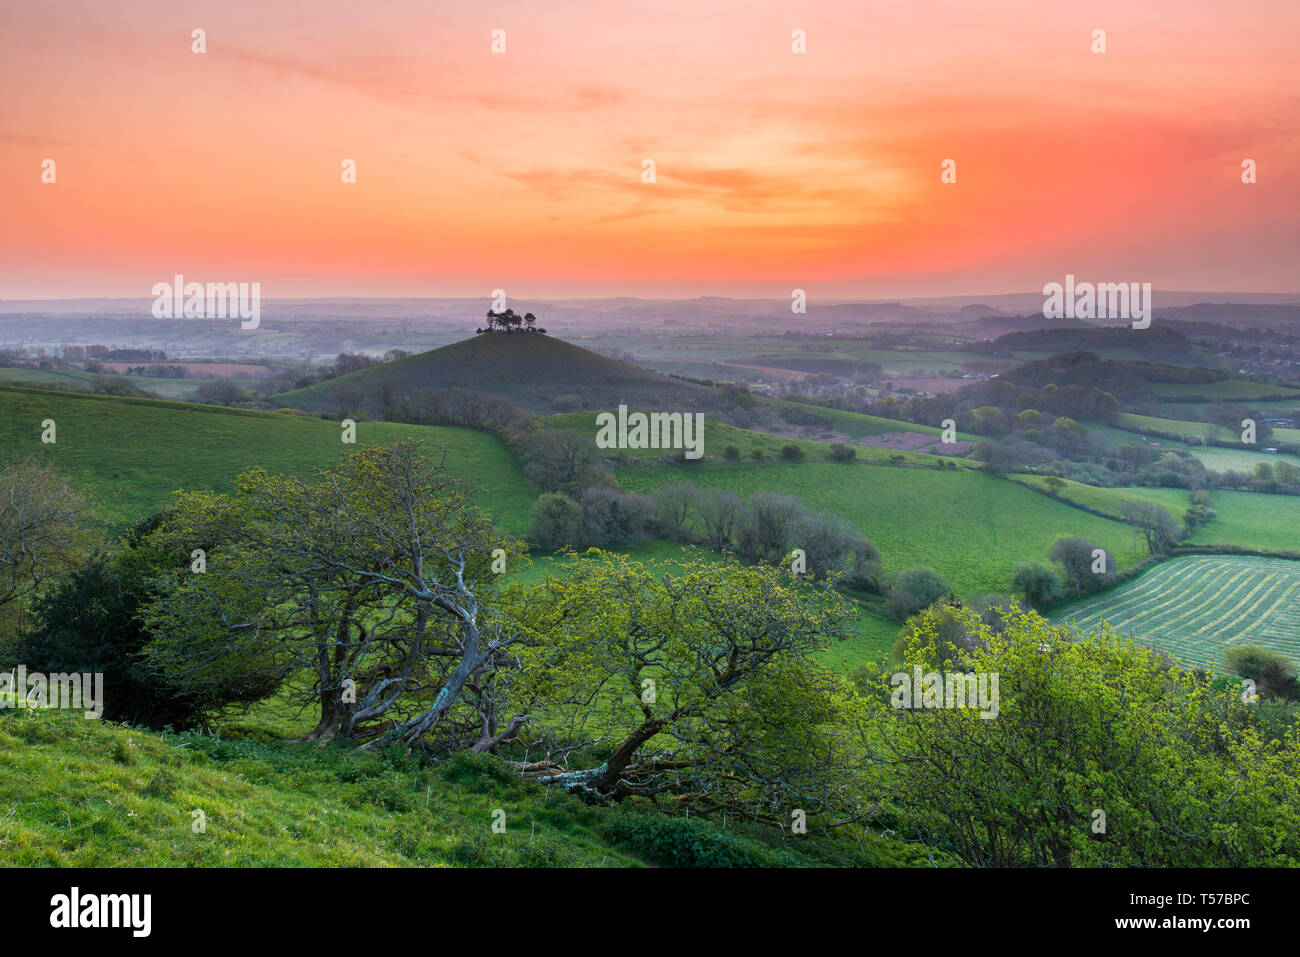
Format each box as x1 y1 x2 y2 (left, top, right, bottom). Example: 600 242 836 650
2 0 1297 298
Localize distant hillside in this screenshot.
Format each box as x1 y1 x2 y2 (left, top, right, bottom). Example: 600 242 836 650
951 313 1096 340
971 324 1215 365
272 334 715 416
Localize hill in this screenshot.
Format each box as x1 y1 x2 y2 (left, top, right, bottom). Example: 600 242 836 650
978 325 1215 366
272 334 715 416
0 386 535 535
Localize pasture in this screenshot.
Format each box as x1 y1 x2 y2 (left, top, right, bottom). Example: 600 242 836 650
1055 555 1300 669
617 460 1147 596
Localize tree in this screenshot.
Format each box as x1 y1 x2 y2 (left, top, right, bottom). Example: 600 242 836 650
1121 501 1183 554
779 444 806 462
694 488 743 551
860 605 1300 865
141 442 524 749
517 427 613 495
1042 476 1067 497
1275 461 1300 485
0 457 90 629
1223 645 1300 700
22 511 243 728
829 443 857 463
193 379 252 405
1048 536 1110 593
1012 562 1062 608
647 482 700 541
578 486 648 546
735 492 802 564
527 492 586 550
791 510 877 584
885 567 951 621
509 551 865 822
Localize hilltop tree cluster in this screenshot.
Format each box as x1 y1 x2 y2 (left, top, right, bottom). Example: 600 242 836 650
477 309 546 335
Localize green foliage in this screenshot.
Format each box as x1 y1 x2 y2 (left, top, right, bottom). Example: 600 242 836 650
885 567 950 621
21 510 220 729
1011 562 1062 609
527 491 586 550
140 441 522 743
510 550 865 818
863 605 1300 866
604 815 798 868
1223 645 1300 700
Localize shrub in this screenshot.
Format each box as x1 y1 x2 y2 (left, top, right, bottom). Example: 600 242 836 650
829 443 857 463
1223 645 1300 700
885 567 951 621
605 815 796 868
1012 562 1062 609
779 444 805 462
527 492 587 550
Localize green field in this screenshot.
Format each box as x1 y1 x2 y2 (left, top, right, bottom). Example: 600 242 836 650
1055 555 1300 669
1180 490 1300 553
0 387 535 535
617 460 1148 596
545 411 971 467
1012 479 1300 553
1151 381 1300 401
1092 416 1300 472
1012 476 1188 520
1116 413 1225 441
0 365 261 400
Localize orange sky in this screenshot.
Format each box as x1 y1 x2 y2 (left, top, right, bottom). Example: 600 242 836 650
1 0 1297 299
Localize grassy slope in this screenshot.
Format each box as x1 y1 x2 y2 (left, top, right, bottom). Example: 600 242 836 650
0 709 649 866
0 386 535 535
765 400 980 444
0 367 259 400
1013 479 1300 554
1012 475 1186 520
1090 417 1300 471
617 460 1148 596
1117 412 1300 447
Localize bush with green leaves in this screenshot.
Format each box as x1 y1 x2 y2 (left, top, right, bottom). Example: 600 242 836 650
861 605 1300 866
1223 645 1300 700
527 492 587 550
1012 562 1062 609
885 567 951 621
